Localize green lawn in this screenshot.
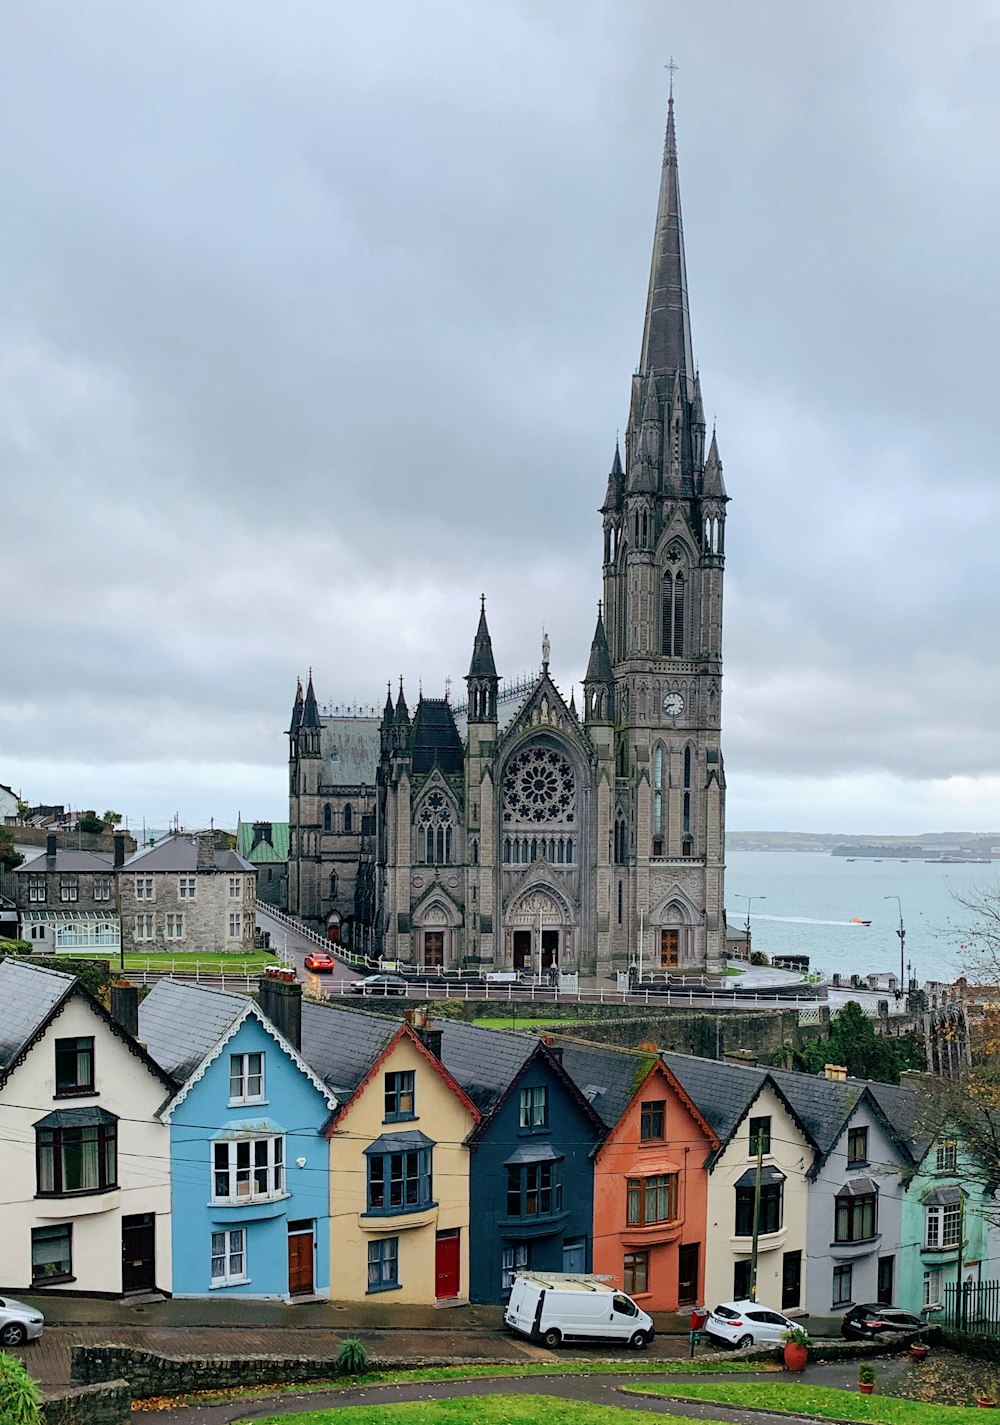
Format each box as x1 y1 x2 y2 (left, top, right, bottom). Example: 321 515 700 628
244 1396 698 1425
626 1380 988 1423
473 1016 565 1030
123 950 274 973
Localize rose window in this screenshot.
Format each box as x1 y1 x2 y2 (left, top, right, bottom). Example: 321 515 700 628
502 746 575 824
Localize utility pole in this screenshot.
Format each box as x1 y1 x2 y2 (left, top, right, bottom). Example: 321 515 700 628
884 896 905 998
749 1130 764 1300
955 1192 966 1332
740 895 765 959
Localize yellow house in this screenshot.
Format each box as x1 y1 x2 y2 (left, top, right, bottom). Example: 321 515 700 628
326 1023 479 1303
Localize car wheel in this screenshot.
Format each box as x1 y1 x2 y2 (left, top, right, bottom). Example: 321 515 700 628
629 1330 649 1350
542 1327 562 1348
1 1323 27 1347
736 1334 753 1349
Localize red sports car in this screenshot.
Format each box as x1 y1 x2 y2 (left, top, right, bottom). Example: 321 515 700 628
304 950 337 973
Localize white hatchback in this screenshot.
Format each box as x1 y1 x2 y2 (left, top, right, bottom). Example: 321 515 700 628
705 1299 800 1349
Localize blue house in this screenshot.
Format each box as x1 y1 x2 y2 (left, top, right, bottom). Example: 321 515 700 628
464 1040 607 1304
139 974 336 1299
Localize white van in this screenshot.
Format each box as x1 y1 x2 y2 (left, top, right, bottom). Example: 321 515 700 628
504 1272 655 1349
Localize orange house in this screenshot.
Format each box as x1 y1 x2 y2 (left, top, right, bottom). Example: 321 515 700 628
593 1058 717 1313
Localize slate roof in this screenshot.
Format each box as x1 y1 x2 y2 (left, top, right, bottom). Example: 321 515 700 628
299 1003 400 1098
768 1067 864 1155
124 835 253 874
410 699 465 777
662 1052 768 1143
555 1040 648 1128
865 1081 938 1164
0 958 75 1073
138 979 249 1082
320 717 380 784
17 850 113 873
236 822 290 864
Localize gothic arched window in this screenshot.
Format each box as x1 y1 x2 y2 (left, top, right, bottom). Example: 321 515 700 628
502 744 576 825
618 878 624 925
416 791 453 866
329 872 338 899
661 570 685 656
343 803 353 834
614 812 628 865
323 804 332 832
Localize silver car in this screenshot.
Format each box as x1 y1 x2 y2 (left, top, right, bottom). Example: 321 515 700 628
0 1297 45 1347
705 1299 799 1349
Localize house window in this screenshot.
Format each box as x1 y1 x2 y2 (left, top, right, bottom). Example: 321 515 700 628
212 1136 284 1202
367 1236 399 1292
93 877 111 902
936 1140 958 1173
848 1127 869 1165
833 1262 853 1308
179 877 196 899
134 914 154 941
923 1266 943 1309
55 1037 94 1096
385 1071 416 1122
626 1173 678 1226
506 1160 563 1218
229 877 242 899
135 877 154 900
60 877 78 903
519 1086 547 1130
36 1116 118 1195
210 1228 246 1286
735 1182 783 1236
228 912 242 939
835 1189 877 1243
502 1243 529 1292
748 1116 771 1156
367 1148 433 1213
624 1250 649 1295
165 913 185 940
31 1224 73 1283
640 1100 665 1141
230 1052 265 1104
28 876 46 903
926 1201 962 1249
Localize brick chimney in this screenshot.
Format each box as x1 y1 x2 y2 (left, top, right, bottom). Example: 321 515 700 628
824 1063 847 1081
258 970 302 1051
46 832 58 859
111 983 140 1039
196 831 215 872
113 833 126 868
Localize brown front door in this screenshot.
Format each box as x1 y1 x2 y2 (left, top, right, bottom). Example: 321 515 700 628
122 1213 156 1294
288 1224 314 1297
424 931 444 968
678 1243 699 1306
435 1229 460 1300
660 929 679 968
513 930 531 970
327 924 341 944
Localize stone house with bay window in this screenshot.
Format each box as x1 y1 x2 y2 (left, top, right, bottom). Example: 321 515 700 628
120 832 256 956
15 833 123 953
0 956 174 1297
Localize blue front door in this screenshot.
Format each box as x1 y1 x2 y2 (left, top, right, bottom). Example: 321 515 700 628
562 1238 586 1274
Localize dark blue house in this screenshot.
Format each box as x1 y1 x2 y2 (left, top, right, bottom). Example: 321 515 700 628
465 1041 607 1303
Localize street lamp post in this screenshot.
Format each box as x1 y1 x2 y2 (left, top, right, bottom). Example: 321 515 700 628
740 895 766 958
884 895 905 997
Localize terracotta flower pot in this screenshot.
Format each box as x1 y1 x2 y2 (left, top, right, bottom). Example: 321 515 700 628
783 1342 808 1372
859 1382 875 1395
910 1344 929 1361
976 1399 997 1409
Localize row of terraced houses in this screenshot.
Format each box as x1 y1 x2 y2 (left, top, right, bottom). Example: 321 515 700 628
0 956 989 1320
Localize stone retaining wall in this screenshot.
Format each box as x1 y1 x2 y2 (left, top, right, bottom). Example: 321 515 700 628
42 1381 131 1425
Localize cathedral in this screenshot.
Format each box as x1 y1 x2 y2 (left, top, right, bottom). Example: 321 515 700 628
287 94 728 977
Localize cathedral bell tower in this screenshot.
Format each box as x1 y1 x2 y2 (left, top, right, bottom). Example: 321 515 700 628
602 89 728 973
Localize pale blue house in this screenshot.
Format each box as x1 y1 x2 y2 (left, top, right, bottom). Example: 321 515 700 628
139 975 336 1299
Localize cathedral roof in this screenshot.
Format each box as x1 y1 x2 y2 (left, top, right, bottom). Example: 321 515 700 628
410 697 464 776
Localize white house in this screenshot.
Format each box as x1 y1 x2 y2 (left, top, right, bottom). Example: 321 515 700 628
0 957 175 1295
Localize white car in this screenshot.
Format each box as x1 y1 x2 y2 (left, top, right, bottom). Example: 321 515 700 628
705 1299 800 1349
0 1296 45 1347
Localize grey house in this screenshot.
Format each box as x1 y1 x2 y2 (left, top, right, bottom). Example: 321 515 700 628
119 833 256 956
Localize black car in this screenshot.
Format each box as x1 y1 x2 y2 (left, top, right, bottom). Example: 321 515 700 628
841 1304 924 1340
349 973 408 996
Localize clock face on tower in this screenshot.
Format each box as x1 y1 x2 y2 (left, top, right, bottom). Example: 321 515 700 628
662 692 684 717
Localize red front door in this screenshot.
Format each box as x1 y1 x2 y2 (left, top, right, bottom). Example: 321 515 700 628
435 1229 460 1300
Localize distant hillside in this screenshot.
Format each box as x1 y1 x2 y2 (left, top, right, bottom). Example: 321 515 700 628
727 830 1000 855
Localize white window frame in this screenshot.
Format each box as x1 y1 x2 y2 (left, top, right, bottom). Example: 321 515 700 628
212 1136 284 1203
28 877 46 903
923 1266 943 1309
229 1051 265 1105
178 877 196 900
93 877 111 902
60 877 78 903
210 1228 247 1286
165 913 185 940
134 913 155 941
926 1201 961 1249
936 1140 958 1172
228 911 242 939
229 877 242 899
135 877 155 901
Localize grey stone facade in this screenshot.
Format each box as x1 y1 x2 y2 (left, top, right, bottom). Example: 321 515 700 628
287 95 728 974
119 832 256 956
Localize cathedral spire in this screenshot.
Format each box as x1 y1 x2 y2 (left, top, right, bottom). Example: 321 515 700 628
289 677 304 736
467 594 498 679
638 89 694 382
394 677 410 726
381 680 394 730
301 670 320 729
702 428 727 498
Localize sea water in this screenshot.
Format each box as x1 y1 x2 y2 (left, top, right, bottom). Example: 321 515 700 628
726 849 1000 984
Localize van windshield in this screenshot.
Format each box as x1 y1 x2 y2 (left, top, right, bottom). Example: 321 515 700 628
613 1294 637 1316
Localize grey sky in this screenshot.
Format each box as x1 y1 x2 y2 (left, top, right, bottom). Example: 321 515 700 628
3 1 999 833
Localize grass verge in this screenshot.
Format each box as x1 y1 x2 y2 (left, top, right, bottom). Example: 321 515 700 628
242 1396 698 1424
472 1016 566 1030
624 1380 987 1422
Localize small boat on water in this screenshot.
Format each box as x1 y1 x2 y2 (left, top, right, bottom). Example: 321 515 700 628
850 917 872 926
873 858 882 863
846 858 856 862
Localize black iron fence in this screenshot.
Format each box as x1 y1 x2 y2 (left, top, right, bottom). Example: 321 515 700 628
943 1280 1000 1334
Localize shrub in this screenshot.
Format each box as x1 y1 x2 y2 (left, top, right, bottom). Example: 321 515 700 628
782 1327 812 1347
0 1351 43 1425
858 1362 877 1384
337 1338 369 1375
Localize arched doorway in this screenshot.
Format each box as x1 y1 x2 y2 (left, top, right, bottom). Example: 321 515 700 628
506 888 571 973
326 912 341 945
654 898 696 969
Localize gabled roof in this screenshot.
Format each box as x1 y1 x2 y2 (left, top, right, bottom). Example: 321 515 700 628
410 699 464 776
124 834 252 874
325 1022 480 1132
0 956 175 1092
467 1039 609 1147
662 1053 821 1163
236 822 290 863
17 850 113 873
299 1002 401 1097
